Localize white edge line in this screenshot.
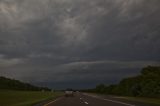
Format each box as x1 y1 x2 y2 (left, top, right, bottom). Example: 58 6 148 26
43 97 63 106
84 94 135 106
103 98 135 106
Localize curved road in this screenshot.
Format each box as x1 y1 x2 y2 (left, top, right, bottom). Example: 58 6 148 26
37 93 153 106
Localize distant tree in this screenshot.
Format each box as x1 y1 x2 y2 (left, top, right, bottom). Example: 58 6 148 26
0 76 51 91
95 84 106 93
88 66 160 98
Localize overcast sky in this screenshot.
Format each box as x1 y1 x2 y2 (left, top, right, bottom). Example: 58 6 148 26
0 0 160 89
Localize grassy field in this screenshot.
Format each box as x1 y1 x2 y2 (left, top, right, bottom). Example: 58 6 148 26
0 90 63 106
118 96 160 105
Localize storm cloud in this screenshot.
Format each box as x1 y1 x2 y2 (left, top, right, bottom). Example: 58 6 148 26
0 0 160 89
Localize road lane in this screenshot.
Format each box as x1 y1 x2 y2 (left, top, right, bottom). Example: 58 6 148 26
83 93 135 106
43 93 137 106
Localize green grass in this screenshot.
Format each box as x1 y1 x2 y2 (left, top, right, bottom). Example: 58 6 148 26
118 96 160 105
0 90 63 106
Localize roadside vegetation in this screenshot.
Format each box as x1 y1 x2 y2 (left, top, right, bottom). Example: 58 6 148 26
0 76 50 91
0 90 63 106
118 96 160 105
84 66 160 104
86 66 160 97
0 76 63 106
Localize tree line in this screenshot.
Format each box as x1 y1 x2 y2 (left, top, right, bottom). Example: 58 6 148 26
85 66 160 98
0 76 50 91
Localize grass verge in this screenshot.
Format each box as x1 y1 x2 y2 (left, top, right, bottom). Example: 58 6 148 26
117 96 160 105
0 90 63 106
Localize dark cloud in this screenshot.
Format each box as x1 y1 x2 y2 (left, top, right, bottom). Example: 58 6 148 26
0 0 160 89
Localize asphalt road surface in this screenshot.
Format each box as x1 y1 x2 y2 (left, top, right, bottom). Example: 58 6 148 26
39 93 153 106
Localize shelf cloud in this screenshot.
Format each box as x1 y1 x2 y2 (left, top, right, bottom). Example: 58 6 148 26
0 0 160 89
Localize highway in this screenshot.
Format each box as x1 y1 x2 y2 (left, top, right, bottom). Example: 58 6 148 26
36 93 153 106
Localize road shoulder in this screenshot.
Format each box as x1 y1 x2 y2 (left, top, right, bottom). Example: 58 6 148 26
83 93 160 106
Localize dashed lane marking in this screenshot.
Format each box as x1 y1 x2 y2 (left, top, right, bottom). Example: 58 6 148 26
84 101 89 104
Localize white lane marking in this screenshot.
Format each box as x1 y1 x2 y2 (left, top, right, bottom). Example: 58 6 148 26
83 94 135 106
84 101 89 104
79 97 89 104
43 97 63 106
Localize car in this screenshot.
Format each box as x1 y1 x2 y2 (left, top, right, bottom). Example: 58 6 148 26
65 89 74 97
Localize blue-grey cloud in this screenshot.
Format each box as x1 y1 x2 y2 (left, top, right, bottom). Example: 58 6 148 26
0 0 160 89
